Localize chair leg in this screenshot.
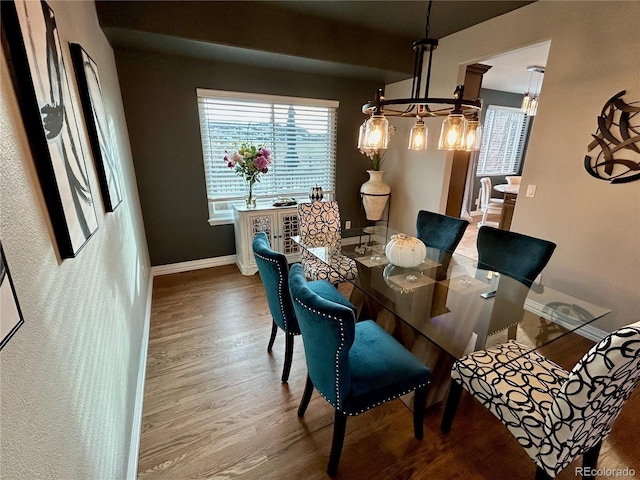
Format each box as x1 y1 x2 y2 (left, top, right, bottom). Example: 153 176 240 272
267 321 278 352
281 333 294 383
440 380 463 433
413 386 427 439
582 441 602 480
327 410 347 477
535 466 553 480
480 209 488 227
297 374 314 417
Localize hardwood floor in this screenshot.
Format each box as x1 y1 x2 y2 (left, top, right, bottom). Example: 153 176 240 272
138 227 639 479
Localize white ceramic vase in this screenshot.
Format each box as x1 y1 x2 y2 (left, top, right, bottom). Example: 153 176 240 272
360 170 391 221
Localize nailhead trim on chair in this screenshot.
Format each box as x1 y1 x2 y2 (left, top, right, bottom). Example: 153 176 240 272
293 296 430 416
254 251 300 335
294 296 345 407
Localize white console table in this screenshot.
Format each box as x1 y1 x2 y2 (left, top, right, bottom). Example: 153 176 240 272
233 204 301 275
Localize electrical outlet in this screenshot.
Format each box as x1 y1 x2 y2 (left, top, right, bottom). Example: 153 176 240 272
526 184 537 198
345 220 352 230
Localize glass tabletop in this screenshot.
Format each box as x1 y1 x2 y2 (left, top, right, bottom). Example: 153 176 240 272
291 225 611 362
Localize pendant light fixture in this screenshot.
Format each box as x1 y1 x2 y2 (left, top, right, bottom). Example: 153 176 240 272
358 0 482 152
464 117 482 151
408 117 428 150
521 65 545 116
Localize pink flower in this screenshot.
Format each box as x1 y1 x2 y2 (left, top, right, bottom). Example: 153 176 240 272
254 155 270 171
259 147 271 158
230 152 243 164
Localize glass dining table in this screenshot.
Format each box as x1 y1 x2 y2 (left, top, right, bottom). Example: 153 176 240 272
291 225 612 407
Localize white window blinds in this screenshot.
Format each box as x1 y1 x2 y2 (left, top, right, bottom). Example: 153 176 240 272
476 105 529 176
197 89 338 217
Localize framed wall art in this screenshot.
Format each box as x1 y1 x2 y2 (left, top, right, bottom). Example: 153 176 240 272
70 43 124 211
1 242 24 351
1 0 98 258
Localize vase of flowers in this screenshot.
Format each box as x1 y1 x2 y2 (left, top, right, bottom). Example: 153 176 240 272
224 143 272 209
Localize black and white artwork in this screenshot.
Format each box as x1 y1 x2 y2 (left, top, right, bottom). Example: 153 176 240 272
2 0 98 258
1 243 24 351
70 43 123 211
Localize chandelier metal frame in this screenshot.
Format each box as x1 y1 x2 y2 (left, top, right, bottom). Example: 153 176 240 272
361 0 482 120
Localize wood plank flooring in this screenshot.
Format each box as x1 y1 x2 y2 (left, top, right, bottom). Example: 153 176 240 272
138 224 639 479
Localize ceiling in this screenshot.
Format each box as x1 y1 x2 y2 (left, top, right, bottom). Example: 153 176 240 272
99 0 544 93
268 1 535 40
481 41 550 94
265 1 547 94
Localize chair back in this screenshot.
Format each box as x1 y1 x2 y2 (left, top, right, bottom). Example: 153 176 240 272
288 263 354 409
479 177 493 210
537 321 640 475
477 226 556 287
416 210 469 254
298 201 341 236
252 232 299 334
505 176 522 186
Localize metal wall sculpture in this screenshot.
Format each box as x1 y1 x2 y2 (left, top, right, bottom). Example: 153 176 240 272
584 90 640 184
2 0 98 258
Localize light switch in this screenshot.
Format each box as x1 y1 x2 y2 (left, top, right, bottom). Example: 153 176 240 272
345 220 352 229
526 184 537 198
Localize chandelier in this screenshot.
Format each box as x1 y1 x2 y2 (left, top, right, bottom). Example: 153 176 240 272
521 65 545 116
358 0 483 153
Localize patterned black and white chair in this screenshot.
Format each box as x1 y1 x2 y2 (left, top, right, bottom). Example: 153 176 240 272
297 201 357 285
441 321 640 480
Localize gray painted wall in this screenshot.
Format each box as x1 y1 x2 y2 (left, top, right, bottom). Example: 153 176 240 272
113 48 382 266
1 1 150 478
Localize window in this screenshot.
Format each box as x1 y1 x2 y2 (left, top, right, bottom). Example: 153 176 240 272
476 105 529 176
197 89 338 224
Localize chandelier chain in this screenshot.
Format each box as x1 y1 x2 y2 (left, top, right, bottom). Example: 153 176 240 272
425 0 432 38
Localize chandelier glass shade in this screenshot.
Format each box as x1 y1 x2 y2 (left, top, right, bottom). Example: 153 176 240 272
464 119 482 151
358 0 482 153
363 114 389 150
437 113 467 150
408 118 428 150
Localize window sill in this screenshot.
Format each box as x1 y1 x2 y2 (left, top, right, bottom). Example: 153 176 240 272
208 217 233 226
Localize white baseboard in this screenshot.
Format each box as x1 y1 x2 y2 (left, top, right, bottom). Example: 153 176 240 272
151 255 237 276
127 273 154 480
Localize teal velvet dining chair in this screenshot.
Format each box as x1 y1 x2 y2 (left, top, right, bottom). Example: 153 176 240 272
416 210 470 278
439 225 559 440
252 232 355 383
288 263 431 476
416 210 469 254
476 226 556 288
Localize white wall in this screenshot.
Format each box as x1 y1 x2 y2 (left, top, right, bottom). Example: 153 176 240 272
385 0 640 329
0 2 150 479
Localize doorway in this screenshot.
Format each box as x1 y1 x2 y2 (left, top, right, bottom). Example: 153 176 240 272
461 41 551 227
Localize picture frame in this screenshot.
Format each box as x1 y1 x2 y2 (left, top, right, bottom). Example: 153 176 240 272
70 43 124 211
1 243 25 351
1 0 98 258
